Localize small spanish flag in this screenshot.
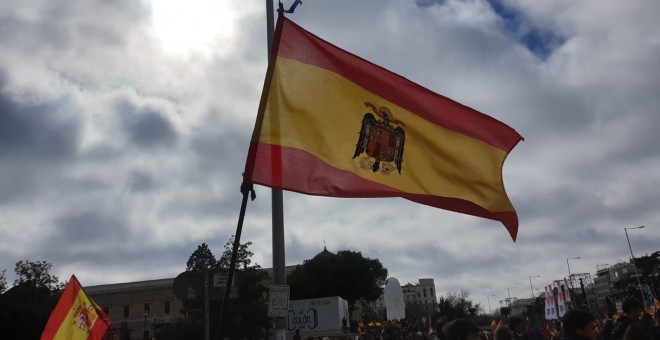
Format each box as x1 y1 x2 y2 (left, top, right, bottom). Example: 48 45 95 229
244 15 523 240
41 275 111 340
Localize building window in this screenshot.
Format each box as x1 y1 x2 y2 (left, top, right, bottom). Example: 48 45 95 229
164 301 171 314
144 303 150 315
123 305 129 318
423 288 427 297
417 292 420 298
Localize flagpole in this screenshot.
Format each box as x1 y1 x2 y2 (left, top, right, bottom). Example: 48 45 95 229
216 183 253 339
267 1 288 339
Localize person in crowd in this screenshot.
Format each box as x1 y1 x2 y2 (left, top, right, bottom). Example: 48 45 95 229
508 316 527 340
442 318 482 340
623 320 652 340
435 317 449 340
653 309 660 340
610 298 644 340
494 325 515 340
601 318 614 340
559 309 600 340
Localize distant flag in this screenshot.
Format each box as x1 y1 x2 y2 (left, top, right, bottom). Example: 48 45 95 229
547 320 556 337
41 275 111 340
243 15 523 240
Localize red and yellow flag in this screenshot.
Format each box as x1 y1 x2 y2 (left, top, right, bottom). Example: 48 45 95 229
41 275 111 340
244 15 523 240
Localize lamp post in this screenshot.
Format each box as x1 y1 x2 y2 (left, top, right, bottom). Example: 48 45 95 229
507 286 516 306
529 275 540 298
624 226 646 303
566 257 581 287
487 294 495 315
143 311 148 340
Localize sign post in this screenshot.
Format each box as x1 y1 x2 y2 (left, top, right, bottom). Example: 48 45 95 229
268 285 290 318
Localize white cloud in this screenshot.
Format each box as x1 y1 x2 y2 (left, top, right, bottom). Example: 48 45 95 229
1 0 659 314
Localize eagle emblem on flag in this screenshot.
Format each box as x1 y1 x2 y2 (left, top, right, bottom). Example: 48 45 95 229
353 102 406 175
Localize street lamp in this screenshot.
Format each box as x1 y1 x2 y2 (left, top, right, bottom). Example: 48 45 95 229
566 257 581 286
624 226 646 303
152 315 157 339
143 311 148 340
507 286 516 306
529 275 540 298
487 294 495 315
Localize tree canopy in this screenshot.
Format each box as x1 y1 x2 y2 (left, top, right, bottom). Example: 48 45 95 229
0 269 7 294
0 260 63 339
287 248 387 307
14 259 64 290
186 243 218 272
435 290 482 320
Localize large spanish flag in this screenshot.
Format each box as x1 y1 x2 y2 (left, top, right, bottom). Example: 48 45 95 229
41 275 111 340
244 15 523 240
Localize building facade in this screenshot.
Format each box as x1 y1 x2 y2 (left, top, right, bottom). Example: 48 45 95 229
86 278 183 340
371 278 438 320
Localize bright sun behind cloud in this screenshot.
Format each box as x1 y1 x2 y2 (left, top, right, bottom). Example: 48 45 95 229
151 0 236 55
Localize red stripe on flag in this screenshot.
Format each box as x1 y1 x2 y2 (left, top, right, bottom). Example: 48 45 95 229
250 143 518 239
40 276 82 339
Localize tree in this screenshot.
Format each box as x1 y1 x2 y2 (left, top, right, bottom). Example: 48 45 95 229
186 243 218 272
499 306 512 320
0 269 7 294
14 259 63 290
435 290 482 321
287 248 388 308
0 260 63 339
217 235 259 271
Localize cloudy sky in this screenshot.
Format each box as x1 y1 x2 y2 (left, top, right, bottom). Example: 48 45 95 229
2 0 659 312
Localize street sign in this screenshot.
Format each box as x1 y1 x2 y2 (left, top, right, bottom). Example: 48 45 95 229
268 285 290 317
213 272 228 288
173 271 204 302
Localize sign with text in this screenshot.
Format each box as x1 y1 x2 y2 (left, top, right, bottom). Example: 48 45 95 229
268 285 290 317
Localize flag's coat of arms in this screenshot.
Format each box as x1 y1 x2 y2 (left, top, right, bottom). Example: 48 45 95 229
354 102 405 175
72 305 99 332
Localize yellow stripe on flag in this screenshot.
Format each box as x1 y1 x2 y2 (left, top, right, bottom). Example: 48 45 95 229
258 57 513 212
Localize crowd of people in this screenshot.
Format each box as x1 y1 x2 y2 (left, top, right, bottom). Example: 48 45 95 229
429 297 660 340
333 297 659 340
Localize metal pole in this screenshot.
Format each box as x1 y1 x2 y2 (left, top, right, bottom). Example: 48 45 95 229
204 270 210 340
507 287 515 306
487 295 494 315
625 226 646 304
267 2 288 339
566 257 580 287
529 276 540 298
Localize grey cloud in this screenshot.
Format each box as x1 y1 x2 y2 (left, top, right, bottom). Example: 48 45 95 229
127 170 155 193
0 87 80 160
114 100 178 149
